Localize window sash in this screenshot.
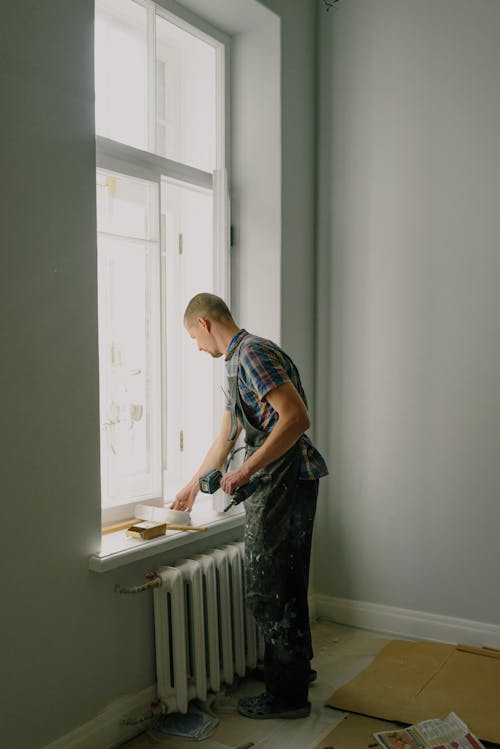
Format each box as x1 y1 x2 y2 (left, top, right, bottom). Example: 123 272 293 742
97 160 230 519
97 209 163 506
95 0 228 170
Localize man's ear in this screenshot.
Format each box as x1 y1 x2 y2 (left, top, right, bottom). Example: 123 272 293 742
198 316 211 332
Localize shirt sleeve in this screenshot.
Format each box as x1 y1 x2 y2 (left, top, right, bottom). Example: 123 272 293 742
239 339 292 401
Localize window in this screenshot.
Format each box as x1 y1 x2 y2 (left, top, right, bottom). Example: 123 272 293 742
94 0 229 522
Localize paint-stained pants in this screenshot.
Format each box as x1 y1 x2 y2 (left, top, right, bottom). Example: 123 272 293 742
244 478 319 706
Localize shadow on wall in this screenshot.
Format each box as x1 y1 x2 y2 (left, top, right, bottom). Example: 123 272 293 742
312 0 336 587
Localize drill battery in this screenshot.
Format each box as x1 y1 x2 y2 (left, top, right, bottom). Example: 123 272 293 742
199 469 223 494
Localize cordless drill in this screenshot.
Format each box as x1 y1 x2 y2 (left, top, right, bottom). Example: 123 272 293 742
199 469 261 512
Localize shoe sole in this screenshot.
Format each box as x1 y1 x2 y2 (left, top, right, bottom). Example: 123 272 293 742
238 704 311 720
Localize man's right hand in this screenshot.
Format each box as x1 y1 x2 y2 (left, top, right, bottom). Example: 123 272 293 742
171 483 198 512
170 411 239 513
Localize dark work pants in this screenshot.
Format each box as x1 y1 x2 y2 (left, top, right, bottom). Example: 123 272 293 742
257 479 319 706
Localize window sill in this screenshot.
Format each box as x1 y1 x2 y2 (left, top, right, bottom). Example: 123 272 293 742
89 502 245 573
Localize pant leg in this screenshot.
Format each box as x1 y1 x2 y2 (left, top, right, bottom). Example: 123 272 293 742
290 478 318 663
258 479 319 705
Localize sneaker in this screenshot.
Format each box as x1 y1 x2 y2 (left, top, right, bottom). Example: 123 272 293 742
238 692 311 720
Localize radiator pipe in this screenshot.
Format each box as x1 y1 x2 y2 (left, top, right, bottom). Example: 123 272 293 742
115 573 161 594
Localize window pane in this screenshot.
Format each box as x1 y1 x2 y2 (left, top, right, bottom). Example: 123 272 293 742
156 15 217 172
162 179 215 484
95 0 148 150
97 172 161 505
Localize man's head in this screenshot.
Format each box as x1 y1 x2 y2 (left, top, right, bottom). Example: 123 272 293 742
184 293 237 358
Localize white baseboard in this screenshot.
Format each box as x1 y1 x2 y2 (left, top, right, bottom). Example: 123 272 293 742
42 685 157 749
310 593 500 649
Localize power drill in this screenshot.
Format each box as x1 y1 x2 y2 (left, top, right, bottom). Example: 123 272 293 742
199 469 261 512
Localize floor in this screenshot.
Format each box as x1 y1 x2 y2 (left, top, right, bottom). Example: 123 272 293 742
120 619 392 749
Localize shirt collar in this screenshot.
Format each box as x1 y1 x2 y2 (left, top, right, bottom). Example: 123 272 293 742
225 328 248 360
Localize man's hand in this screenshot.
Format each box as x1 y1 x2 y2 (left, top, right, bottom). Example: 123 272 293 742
171 483 198 512
220 464 252 496
170 412 240 512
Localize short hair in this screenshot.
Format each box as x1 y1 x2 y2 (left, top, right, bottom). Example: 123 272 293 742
184 293 234 326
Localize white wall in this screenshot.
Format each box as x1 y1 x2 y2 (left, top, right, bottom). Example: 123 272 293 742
314 0 500 626
230 15 282 343
259 0 318 401
0 1 317 748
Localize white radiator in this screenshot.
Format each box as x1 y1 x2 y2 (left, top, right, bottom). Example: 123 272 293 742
153 541 264 713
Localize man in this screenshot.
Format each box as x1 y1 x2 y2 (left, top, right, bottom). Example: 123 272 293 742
172 293 328 719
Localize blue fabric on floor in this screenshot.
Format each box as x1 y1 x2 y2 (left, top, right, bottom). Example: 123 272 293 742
150 705 219 741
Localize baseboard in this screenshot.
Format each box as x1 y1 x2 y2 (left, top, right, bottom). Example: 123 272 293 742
42 685 157 749
310 593 500 648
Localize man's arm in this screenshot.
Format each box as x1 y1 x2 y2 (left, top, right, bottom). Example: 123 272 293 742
220 381 309 495
171 409 241 511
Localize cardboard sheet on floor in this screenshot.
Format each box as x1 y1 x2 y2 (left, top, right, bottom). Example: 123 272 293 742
326 640 500 744
312 714 402 749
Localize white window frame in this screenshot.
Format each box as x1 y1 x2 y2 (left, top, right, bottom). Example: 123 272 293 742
96 0 231 525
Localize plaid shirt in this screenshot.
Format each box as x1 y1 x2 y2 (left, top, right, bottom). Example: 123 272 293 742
225 329 328 481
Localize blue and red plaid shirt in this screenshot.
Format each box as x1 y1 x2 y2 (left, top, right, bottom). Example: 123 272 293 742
225 329 328 481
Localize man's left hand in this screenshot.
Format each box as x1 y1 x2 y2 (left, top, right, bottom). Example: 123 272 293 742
220 465 251 496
